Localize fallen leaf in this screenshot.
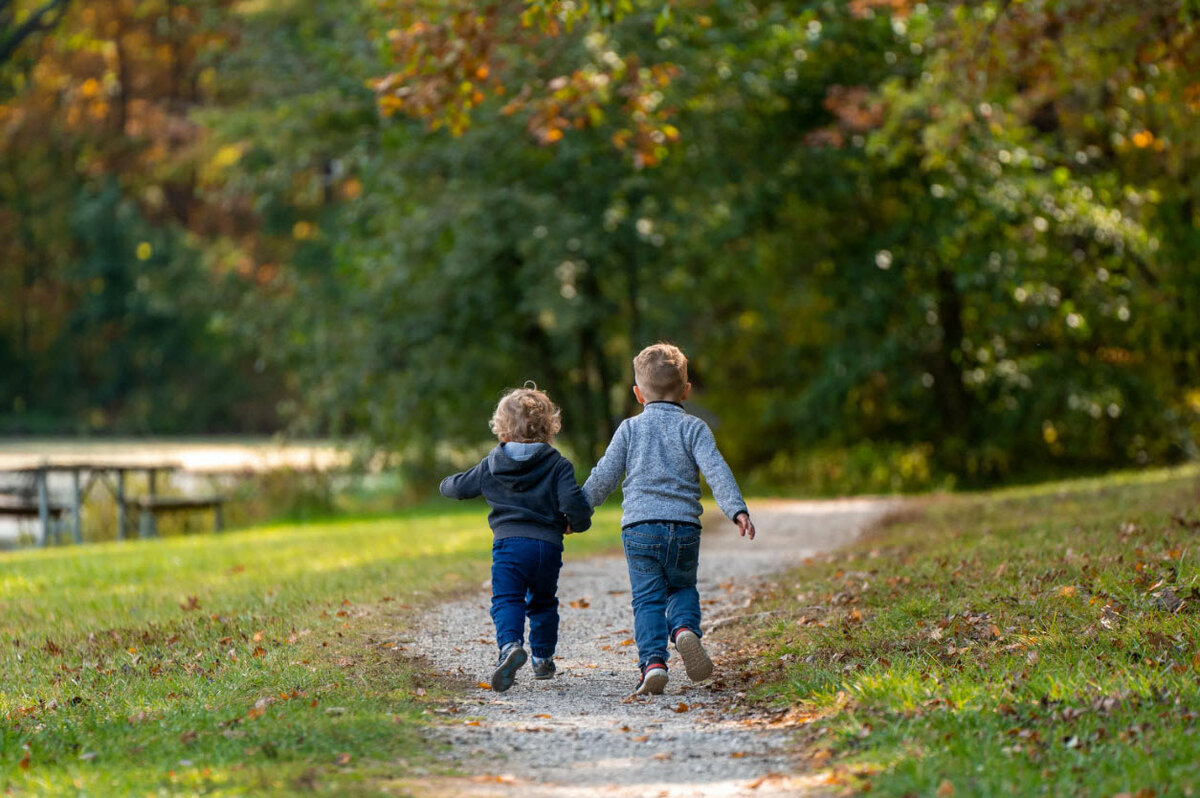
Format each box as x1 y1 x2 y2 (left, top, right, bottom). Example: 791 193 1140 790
1059 586 1077 598
937 779 955 797
653 751 673 761
847 609 863 624
672 703 690 713
335 753 352 766
253 631 265 643
620 639 635 646
464 720 481 727
252 646 267 658
477 682 492 690
534 713 551 719
632 735 649 742
180 596 201 611
731 751 747 758
569 598 591 609
18 752 30 771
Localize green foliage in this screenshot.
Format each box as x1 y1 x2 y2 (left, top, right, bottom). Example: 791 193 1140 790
741 466 1200 795
3 0 1199 486
748 443 950 496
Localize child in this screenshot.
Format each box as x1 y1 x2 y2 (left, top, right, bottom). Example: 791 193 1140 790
440 386 593 692
583 343 755 695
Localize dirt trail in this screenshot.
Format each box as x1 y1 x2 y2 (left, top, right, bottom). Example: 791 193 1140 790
402 498 895 797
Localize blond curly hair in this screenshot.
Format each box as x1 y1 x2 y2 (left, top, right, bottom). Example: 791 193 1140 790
490 385 562 443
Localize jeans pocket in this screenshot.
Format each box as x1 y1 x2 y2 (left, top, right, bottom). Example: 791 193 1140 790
672 538 700 582
624 539 663 575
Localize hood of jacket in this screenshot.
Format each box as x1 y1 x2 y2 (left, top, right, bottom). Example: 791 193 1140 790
487 443 557 492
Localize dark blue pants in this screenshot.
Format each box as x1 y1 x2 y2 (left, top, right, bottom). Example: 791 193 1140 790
621 522 702 670
490 536 563 659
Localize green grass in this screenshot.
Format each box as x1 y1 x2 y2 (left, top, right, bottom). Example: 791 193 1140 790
740 465 1200 796
0 502 623 796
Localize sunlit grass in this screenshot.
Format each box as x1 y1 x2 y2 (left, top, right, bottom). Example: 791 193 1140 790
0 503 623 795
743 466 1200 796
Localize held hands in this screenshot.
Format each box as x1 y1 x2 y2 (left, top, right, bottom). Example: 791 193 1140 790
735 512 756 541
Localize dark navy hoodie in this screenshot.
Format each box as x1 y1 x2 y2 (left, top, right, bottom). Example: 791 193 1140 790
439 442 592 549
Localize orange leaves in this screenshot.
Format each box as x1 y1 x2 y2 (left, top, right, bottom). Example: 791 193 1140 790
477 681 492 690
568 598 591 609
373 4 504 136
180 595 202 611
335 752 352 766
373 1 681 167
671 702 690 713
806 84 885 149
1129 130 1156 149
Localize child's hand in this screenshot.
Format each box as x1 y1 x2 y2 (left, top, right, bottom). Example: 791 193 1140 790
564 523 575 535
735 512 756 541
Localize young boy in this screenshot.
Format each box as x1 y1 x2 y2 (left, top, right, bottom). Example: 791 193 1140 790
583 343 755 695
440 386 593 692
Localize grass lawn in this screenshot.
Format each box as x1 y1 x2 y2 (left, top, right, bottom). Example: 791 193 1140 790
0 502 623 796
736 466 1200 797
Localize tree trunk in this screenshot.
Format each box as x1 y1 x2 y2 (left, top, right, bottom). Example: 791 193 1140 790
932 267 970 440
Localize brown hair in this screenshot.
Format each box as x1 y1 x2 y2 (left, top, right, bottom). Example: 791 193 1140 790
489 385 562 443
633 342 688 401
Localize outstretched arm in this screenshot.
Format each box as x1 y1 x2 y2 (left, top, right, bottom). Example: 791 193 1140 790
582 422 629 508
439 461 484 500
690 422 752 536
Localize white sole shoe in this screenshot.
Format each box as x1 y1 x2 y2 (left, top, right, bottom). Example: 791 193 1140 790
635 665 669 695
674 630 714 681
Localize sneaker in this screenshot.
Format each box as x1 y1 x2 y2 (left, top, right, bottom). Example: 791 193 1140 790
531 656 556 680
634 660 669 695
491 643 528 693
673 628 714 682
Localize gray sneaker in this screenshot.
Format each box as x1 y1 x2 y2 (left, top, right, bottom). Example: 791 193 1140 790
674 629 714 681
531 656 556 680
491 643 528 692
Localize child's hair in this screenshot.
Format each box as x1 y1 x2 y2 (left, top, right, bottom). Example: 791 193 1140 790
633 342 688 401
490 384 562 443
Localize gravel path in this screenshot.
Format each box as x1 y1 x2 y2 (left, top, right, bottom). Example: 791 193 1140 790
405 498 895 797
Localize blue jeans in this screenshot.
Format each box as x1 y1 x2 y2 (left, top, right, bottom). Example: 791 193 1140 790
621 522 702 670
490 536 563 659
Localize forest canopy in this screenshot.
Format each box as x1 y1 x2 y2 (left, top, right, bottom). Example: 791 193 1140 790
2 0 1198 490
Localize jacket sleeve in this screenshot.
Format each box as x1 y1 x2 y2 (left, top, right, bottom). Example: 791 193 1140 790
582 421 629 508
690 421 749 521
439 461 485 500
556 460 593 533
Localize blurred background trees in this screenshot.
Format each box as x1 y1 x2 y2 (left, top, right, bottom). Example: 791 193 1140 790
2 0 1197 491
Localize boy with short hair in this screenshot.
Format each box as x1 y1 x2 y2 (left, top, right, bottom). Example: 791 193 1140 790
583 343 755 695
440 386 593 692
